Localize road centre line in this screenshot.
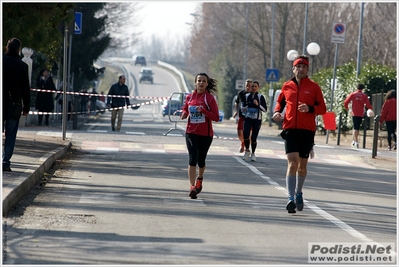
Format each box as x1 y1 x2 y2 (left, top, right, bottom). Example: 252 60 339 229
234 156 376 244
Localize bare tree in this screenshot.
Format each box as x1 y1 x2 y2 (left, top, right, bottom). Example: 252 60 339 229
362 2 396 66
98 2 143 51
189 2 396 79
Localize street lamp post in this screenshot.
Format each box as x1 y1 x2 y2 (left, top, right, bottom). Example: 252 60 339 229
306 42 320 76
286 49 299 78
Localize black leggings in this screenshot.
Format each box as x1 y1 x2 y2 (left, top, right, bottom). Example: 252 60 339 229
185 133 213 167
385 120 397 146
243 118 262 152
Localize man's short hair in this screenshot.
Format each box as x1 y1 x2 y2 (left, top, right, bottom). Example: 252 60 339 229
245 79 252 83
6 38 21 53
357 83 364 90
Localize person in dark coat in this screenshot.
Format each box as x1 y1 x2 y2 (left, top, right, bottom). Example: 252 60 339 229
80 87 89 115
90 87 98 115
2 37 31 171
35 68 55 126
107 75 130 131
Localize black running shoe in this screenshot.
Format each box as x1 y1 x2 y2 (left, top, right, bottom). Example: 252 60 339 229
296 193 304 211
189 186 197 199
286 200 296 213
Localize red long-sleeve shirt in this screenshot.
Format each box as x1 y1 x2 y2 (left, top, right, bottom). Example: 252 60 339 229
344 90 372 117
275 77 326 131
181 90 220 137
379 97 397 123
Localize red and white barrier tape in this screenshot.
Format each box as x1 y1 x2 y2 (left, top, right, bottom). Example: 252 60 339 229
28 96 169 115
30 88 170 100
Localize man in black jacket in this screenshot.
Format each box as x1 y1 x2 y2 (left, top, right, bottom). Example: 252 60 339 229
107 75 130 132
2 37 31 171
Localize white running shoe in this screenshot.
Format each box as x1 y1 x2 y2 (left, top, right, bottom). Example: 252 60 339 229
351 141 356 148
251 153 256 162
355 142 359 148
242 150 251 161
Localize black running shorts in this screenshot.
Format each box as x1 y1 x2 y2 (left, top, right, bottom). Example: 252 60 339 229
352 116 363 130
281 129 315 159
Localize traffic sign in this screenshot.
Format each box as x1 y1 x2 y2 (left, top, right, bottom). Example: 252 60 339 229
331 22 346 44
235 79 244 90
75 12 82 34
266 69 279 82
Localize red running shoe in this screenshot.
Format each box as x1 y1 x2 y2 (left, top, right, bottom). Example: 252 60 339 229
195 177 203 193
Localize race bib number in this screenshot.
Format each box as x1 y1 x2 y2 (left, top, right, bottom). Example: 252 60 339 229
189 105 205 123
246 107 258 119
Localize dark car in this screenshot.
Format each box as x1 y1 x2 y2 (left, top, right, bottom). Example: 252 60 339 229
133 55 146 66
139 67 154 83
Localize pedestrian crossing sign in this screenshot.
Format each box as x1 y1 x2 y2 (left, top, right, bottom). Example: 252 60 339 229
74 12 82 34
266 69 279 82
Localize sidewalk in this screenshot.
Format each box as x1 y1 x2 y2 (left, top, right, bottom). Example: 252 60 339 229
1 115 87 215
2 115 396 216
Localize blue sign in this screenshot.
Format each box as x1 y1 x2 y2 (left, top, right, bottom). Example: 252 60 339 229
266 69 279 82
74 12 82 34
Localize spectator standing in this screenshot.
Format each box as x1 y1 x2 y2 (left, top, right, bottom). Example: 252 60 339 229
80 87 89 116
344 83 373 148
241 80 267 162
107 75 130 131
180 73 220 199
272 55 326 213
99 91 106 102
90 87 98 115
233 79 252 153
2 37 31 171
379 90 397 150
35 68 55 126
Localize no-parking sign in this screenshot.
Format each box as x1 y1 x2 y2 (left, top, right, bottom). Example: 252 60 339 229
331 22 346 44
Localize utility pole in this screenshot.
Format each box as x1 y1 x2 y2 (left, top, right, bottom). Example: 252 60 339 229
269 3 275 127
303 3 308 54
356 2 364 78
243 3 249 82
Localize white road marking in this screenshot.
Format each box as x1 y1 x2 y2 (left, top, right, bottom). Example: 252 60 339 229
234 156 375 243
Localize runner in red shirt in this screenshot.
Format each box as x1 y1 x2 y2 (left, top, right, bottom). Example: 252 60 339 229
344 83 373 148
273 55 326 214
233 79 253 153
379 89 397 150
180 73 220 199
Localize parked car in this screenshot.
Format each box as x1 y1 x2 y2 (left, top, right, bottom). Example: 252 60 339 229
139 67 154 84
162 99 183 117
161 93 190 117
133 55 146 66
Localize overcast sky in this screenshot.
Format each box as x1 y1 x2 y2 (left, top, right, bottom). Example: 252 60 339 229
137 1 200 41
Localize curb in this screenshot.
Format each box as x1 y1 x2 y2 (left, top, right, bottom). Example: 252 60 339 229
2 141 72 215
